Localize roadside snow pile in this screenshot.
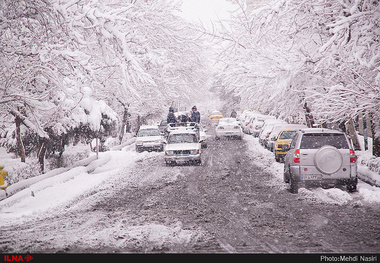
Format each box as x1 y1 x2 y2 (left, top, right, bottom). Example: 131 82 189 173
357 151 380 187
0 148 140 221
298 188 353 205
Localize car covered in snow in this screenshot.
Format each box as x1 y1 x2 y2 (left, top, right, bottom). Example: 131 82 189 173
283 128 357 193
158 120 168 135
259 119 286 147
135 126 164 152
246 114 273 137
215 118 242 140
164 130 203 166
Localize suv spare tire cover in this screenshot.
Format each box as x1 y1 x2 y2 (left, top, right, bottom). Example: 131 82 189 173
314 145 343 175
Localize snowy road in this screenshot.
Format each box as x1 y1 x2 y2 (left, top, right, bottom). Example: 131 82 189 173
1 129 380 253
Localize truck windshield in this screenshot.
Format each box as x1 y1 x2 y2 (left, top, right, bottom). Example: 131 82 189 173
300 133 349 149
137 129 160 137
168 134 197 144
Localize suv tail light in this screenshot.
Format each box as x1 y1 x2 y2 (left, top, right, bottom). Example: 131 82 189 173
294 149 300 163
350 149 356 163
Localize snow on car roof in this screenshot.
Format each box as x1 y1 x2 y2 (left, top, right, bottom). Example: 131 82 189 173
169 129 197 135
300 128 344 134
139 125 159 130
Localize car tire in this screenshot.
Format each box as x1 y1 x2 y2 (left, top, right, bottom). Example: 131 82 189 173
289 171 299 194
283 166 290 183
346 179 357 192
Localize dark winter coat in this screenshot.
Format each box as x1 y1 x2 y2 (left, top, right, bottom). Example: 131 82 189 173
167 112 177 124
190 111 201 123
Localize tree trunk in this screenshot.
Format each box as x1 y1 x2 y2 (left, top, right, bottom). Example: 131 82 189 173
345 118 361 151
118 106 131 144
37 137 49 173
15 116 26 163
358 111 364 136
303 102 315 128
368 113 380 157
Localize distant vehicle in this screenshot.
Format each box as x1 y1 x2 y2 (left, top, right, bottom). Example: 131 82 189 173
209 110 223 123
259 119 286 147
284 128 357 193
242 112 262 134
164 130 203 166
158 120 168 134
274 125 308 162
247 115 274 137
135 126 164 152
215 118 243 140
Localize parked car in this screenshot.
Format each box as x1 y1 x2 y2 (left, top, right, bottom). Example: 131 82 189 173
0 166 8 190
247 115 274 137
209 110 224 123
259 119 286 147
283 128 357 193
274 125 308 162
158 120 168 134
242 113 257 134
238 110 254 126
215 118 243 140
267 123 292 152
135 125 164 152
164 130 203 166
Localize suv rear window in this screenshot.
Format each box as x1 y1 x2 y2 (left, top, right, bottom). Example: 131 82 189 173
300 133 349 149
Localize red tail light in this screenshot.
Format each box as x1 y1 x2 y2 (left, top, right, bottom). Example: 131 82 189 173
350 149 356 163
294 149 300 163
278 144 282 149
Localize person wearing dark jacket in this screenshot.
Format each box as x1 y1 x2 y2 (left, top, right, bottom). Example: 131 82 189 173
230 109 237 118
167 107 177 124
190 105 200 123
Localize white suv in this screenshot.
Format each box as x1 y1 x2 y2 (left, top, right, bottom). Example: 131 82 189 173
283 128 357 193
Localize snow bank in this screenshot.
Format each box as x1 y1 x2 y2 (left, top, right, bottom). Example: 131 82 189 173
0 147 139 221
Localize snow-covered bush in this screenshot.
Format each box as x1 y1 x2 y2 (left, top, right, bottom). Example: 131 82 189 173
5 160 42 186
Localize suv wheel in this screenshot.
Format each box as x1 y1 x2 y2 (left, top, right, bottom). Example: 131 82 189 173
346 179 357 192
289 171 299 194
283 166 289 183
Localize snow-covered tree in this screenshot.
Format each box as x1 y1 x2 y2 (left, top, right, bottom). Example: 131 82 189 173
53 0 210 133
1 0 213 172
214 0 380 155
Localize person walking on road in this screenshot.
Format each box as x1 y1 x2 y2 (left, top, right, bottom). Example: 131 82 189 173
230 109 237 118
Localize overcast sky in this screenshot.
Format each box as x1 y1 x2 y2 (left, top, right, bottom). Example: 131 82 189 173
179 0 234 29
